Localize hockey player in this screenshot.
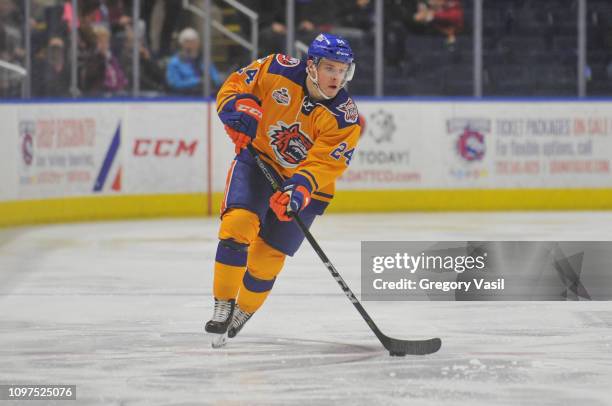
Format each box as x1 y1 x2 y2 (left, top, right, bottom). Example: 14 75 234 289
205 33 361 345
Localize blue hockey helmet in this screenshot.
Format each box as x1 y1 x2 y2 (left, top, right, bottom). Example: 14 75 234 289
307 33 354 65
307 33 355 85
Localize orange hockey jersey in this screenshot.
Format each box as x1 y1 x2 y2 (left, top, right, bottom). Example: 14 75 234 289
216 54 361 204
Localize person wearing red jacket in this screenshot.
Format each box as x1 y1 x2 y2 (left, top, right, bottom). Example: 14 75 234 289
414 0 464 44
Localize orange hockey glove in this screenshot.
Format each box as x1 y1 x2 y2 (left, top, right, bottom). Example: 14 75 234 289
224 125 253 154
269 182 311 222
219 94 263 154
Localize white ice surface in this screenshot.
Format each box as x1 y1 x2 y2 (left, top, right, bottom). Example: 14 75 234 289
1 212 612 405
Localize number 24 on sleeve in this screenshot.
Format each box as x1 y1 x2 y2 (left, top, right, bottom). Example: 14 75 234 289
330 142 354 165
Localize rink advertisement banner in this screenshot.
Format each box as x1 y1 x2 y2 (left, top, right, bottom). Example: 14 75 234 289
4 101 612 223
337 107 424 188
15 104 124 199
338 102 612 190
123 103 207 194
361 241 612 301
5 101 612 199
443 107 612 188
9 103 209 200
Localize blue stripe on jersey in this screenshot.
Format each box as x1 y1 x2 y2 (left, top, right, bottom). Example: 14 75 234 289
299 169 319 190
217 93 236 112
267 54 307 87
291 173 315 194
313 191 334 199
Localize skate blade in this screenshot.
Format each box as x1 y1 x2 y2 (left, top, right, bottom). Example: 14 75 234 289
210 332 228 349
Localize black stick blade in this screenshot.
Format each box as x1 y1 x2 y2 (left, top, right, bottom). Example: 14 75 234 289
384 336 442 356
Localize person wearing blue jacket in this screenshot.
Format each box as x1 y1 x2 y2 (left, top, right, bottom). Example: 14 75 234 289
166 27 221 95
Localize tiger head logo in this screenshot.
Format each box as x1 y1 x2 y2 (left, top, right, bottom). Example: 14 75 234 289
268 121 313 168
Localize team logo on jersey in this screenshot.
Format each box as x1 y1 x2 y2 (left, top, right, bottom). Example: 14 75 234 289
272 87 291 106
301 96 317 115
337 98 358 123
268 121 314 168
276 54 300 67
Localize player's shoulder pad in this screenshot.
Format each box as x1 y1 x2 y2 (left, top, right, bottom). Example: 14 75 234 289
267 54 307 86
323 89 360 129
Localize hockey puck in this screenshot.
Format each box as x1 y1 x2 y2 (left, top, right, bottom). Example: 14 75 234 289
389 351 406 357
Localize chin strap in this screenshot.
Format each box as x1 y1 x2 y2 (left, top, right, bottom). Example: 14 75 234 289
306 64 333 100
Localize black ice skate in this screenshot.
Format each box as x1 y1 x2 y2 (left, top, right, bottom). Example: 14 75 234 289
205 298 235 334
227 305 253 338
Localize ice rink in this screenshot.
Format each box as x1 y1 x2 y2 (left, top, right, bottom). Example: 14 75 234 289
1 212 612 405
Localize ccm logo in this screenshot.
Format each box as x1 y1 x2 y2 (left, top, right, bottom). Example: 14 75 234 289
133 139 198 157
237 104 263 120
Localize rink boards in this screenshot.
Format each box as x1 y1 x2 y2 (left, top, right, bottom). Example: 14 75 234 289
1 99 612 226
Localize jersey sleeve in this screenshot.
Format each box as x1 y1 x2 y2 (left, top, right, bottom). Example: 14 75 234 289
216 55 273 113
292 115 361 195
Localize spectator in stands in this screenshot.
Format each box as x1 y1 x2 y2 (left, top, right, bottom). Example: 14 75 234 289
413 0 464 45
104 0 132 32
95 24 128 93
119 22 166 94
166 27 221 96
100 0 132 56
62 0 99 28
62 0 99 52
81 24 128 95
61 0 126 47
32 35 70 97
61 0 128 31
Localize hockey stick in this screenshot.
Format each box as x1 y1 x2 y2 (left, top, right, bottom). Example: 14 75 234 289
247 144 441 356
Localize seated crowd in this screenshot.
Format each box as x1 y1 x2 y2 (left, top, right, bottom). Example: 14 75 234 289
2 0 610 97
